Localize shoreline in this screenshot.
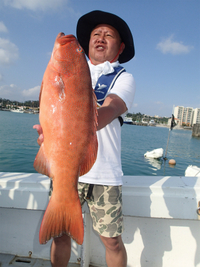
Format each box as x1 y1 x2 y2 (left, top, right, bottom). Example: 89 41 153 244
131 123 192 131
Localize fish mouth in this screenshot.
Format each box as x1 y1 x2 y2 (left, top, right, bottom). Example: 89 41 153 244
57 32 76 45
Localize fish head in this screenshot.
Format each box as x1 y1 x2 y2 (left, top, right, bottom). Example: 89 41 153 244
50 32 86 73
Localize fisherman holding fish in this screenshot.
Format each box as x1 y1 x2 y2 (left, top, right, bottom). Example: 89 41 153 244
34 10 135 267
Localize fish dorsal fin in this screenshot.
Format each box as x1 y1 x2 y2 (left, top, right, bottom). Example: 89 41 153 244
39 81 43 105
79 89 98 176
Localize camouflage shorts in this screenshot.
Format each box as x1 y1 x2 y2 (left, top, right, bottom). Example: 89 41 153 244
78 182 124 238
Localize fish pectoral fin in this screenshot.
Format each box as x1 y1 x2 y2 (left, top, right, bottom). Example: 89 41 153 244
79 134 98 176
33 144 53 178
39 194 84 245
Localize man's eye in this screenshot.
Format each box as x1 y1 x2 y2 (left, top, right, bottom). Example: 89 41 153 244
106 34 113 37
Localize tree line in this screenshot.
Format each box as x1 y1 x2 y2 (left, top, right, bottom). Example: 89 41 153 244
0 98 39 108
0 98 169 124
126 112 169 124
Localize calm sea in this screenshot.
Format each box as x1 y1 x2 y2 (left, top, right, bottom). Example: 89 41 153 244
0 111 200 176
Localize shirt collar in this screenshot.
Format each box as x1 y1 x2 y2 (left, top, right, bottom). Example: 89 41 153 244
88 60 119 88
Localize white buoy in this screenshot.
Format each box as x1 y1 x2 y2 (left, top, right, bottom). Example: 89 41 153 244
144 148 163 159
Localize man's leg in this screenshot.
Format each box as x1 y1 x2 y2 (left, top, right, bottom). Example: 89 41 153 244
51 234 71 267
87 185 126 266
100 235 127 267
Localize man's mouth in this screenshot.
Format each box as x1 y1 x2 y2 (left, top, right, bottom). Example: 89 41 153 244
95 45 105 51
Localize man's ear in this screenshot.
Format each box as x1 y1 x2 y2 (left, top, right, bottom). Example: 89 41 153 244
119 42 125 55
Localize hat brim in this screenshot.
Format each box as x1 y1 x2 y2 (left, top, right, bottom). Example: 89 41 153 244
76 10 135 64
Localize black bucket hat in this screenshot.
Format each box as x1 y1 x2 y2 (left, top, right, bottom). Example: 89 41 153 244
76 10 135 63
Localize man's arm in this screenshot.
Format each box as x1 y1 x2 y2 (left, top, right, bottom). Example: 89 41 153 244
97 94 127 131
33 93 127 144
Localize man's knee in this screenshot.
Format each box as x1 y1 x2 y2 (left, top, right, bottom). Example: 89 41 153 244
100 235 123 252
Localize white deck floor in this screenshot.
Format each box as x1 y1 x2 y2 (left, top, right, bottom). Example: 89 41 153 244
0 253 51 267
0 253 89 267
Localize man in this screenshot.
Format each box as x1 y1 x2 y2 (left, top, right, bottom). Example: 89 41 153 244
34 10 135 267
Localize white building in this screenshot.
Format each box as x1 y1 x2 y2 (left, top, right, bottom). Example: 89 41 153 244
174 106 200 126
193 108 200 124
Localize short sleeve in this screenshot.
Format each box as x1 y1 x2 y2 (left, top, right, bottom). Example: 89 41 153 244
108 71 136 113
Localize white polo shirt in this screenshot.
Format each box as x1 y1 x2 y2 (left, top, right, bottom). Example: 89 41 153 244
78 61 136 186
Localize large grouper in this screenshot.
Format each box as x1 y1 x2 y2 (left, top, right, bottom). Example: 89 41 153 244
34 32 98 245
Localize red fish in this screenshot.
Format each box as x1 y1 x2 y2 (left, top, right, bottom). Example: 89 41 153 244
34 33 98 245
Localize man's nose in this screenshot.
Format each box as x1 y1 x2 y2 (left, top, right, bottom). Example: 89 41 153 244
96 34 106 43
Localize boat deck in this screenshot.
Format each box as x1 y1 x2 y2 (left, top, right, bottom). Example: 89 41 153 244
1 173 200 267
0 253 51 267
0 253 97 267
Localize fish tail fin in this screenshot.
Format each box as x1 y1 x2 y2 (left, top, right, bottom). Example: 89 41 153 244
39 194 84 245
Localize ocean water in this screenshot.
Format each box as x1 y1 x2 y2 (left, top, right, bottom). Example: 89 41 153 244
0 111 39 173
121 123 200 176
0 111 200 176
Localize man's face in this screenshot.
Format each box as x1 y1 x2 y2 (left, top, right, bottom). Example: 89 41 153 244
89 24 124 65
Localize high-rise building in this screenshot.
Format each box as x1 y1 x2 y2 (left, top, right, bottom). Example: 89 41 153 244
174 106 200 126
174 106 184 123
193 108 200 124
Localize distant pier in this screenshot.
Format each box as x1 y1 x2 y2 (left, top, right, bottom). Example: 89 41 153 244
192 124 200 137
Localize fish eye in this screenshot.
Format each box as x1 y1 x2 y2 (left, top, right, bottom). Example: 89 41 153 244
76 46 83 53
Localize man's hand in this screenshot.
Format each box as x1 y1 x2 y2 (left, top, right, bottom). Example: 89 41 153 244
33 124 44 146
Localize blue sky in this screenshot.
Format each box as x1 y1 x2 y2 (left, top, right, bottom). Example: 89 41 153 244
0 0 199 117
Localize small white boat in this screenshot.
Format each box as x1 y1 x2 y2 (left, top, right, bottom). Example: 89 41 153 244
185 165 200 177
144 148 164 159
148 119 156 126
10 108 24 113
123 117 132 124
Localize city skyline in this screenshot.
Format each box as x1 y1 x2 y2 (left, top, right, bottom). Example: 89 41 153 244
174 105 200 126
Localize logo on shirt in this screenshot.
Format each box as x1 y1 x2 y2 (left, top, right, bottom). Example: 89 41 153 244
95 83 107 94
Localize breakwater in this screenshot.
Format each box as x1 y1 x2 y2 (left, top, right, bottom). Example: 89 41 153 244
192 124 200 137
